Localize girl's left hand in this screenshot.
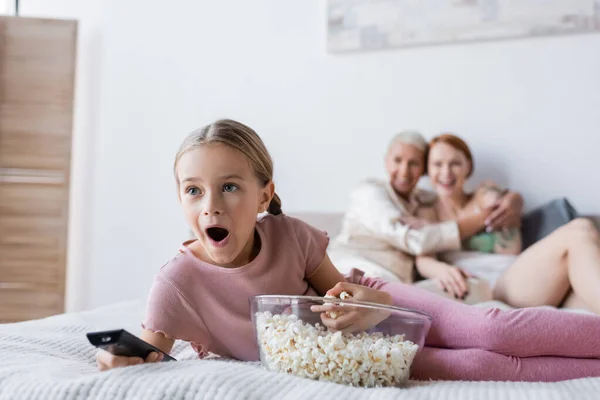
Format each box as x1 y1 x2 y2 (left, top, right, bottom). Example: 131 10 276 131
310 282 393 334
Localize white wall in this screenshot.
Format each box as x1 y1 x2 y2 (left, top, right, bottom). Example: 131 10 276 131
18 0 600 311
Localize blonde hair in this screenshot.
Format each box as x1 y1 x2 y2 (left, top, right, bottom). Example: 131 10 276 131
174 119 282 215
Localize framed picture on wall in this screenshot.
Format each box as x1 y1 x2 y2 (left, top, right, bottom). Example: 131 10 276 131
327 0 600 52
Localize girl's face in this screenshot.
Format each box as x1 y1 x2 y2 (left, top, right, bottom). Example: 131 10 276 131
427 142 471 198
176 143 273 267
384 142 425 199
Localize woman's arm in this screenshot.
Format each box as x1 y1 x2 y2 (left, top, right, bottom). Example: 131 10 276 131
466 180 523 230
486 191 524 230
416 202 491 241
415 256 470 299
461 181 523 254
456 211 492 239
347 181 464 256
415 255 449 279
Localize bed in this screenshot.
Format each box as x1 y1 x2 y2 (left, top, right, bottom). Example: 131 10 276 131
2 298 600 399
2 212 600 399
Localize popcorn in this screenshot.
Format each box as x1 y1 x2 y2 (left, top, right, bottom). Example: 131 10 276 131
255 311 419 387
324 291 352 319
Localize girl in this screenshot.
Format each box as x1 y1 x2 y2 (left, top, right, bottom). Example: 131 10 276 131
97 119 600 381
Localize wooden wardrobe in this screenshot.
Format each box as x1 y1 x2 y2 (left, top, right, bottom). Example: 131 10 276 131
0 16 77 322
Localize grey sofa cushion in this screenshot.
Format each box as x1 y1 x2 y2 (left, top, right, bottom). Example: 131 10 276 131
521 198 578 250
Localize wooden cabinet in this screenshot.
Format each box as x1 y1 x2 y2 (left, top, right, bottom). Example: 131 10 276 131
0 16 77 322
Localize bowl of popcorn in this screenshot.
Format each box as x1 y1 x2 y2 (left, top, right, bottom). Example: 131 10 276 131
250 293 432 388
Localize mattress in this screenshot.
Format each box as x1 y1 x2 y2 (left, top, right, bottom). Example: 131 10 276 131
1 299 599 399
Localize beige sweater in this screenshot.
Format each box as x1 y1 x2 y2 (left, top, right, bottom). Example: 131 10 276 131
329 179 462 283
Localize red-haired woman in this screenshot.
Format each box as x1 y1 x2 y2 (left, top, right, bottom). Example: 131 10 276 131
416 133 600 314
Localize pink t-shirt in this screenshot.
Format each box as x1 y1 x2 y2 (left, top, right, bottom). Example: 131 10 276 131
141 214 329 361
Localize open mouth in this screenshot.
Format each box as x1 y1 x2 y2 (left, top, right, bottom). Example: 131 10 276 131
206 227 230 243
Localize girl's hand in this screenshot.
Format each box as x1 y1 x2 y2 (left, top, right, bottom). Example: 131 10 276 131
96 349 163 371
435 266 471 300
310 282 392 334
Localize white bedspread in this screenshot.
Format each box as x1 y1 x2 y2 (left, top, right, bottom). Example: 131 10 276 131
1 299 599 400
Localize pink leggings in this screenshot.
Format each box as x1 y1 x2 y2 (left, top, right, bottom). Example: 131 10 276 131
356 273 600 382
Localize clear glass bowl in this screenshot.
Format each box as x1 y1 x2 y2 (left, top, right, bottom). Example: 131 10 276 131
250 295 432 387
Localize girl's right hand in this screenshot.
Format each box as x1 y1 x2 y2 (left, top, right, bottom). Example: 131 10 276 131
96 349 163 371
435 266 471 300
310 282 393 334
